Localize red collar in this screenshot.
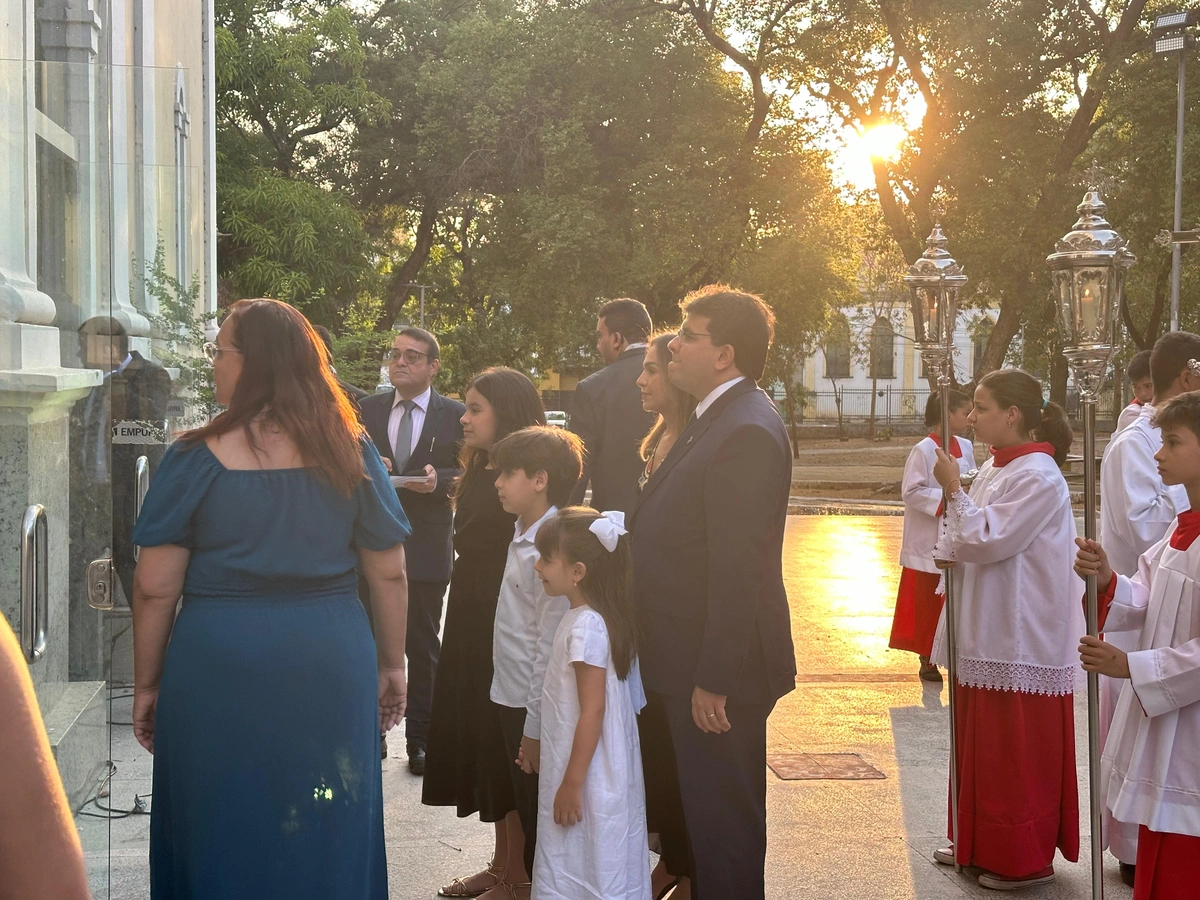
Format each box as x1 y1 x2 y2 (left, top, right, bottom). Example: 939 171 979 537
928 433 963 459
1134 398 1145 406
990 442 1056 468
1170 509 1200 551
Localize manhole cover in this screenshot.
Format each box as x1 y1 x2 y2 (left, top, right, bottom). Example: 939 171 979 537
767 752 885 781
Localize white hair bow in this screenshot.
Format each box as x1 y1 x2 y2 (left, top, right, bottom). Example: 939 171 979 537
589 510 628 552
1189 358 1200 378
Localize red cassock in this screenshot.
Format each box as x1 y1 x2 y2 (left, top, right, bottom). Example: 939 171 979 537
948 684 1080 875
888 568 943 656
889 433 964 657
1134 826 1200 899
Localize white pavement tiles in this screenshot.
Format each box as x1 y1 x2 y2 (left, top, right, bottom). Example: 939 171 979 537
98 517 1132 899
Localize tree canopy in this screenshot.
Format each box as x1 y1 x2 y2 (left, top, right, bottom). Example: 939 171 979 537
215 0 1200 394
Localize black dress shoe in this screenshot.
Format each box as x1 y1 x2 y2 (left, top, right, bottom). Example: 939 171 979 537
380 734 388 761
408 747 426 776
1119 863 1135 887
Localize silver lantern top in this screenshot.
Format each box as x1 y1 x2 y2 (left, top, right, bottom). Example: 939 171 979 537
1047 187 1135 396
904 216 967 352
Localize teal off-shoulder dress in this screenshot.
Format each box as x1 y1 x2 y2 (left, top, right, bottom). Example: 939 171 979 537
131 439 410 900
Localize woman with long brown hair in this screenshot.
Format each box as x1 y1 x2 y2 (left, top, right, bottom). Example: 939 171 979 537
422 367 546 899
130 299 411 899
636 331 698 490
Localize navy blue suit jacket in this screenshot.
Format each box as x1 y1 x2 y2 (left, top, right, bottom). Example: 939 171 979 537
630 378 796 703
360 388 466 583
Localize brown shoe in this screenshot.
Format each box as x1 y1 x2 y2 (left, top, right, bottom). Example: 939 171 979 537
919 657 943 683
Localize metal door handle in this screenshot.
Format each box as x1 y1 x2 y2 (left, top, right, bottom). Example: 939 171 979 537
20 504 47 663
134 455 149 561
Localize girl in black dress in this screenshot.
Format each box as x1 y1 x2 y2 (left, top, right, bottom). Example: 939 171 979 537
423 367 545 899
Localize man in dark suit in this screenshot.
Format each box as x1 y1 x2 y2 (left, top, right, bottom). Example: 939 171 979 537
568 298 655 514
359 327 465 775
630 286 796 899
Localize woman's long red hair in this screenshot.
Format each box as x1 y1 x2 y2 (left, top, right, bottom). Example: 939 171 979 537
182 299 366 495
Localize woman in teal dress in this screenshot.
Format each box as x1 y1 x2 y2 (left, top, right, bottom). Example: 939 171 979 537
130 299 411 900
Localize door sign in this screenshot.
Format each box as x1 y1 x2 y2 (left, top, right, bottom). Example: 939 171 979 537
111 420 168 445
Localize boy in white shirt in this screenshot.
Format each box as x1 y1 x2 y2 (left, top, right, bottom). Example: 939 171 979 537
1076 389 1200 900
488 425 584 895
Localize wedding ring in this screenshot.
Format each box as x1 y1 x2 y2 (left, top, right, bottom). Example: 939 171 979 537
706 713 716 718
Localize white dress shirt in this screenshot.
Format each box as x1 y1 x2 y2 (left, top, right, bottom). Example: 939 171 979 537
387 385 431 462
694 375 746 419
490 505 568 740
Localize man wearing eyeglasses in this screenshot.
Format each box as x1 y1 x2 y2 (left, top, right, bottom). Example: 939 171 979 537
629 286 795 900
359 327 465 774
568 297 655 514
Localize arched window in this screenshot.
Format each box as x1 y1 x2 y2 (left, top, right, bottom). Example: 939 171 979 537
870 316 895 379
824 316 850 378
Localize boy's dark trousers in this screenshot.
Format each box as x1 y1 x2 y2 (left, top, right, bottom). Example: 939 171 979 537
496 702 538 878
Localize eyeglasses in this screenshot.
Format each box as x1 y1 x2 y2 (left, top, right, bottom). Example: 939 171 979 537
387 348 432 365
202 342 244 364
677 327 713 343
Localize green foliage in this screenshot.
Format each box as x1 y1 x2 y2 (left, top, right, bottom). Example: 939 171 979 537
142 241 217 425
216 0 388 324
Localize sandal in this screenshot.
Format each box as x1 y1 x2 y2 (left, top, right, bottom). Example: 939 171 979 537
438 862 507 897
496 883 531 900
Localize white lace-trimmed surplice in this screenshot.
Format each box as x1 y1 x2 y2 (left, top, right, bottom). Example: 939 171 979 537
931 451 1084 696
1103 526 1200 838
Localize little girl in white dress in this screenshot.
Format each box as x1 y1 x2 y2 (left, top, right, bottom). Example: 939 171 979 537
524 507 650 900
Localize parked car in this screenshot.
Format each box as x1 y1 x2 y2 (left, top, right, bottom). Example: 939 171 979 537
545 410 569 429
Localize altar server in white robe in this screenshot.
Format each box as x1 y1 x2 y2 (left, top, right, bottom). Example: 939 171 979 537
931 368 1083 891
1076 389 1200 900
889 390 977 683
1097 332 1200 879
1116 349 1155 433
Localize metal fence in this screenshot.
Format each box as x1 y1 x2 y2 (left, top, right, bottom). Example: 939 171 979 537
797 388 928 425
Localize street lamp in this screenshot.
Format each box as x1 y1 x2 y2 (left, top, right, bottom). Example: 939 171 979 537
400 282 435 330
904 215 967 871
1153 10 1197 331
1047 186 1135 900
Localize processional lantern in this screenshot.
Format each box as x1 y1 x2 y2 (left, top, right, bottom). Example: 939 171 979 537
1047 188 1135 396
1047 181 1134 900
904 214 968 871
904 218 967 358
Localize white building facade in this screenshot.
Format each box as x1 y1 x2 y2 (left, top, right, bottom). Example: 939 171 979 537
796 306 1001 426
1 1 215 892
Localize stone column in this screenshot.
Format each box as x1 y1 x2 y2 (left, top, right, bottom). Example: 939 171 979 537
0 3 63 371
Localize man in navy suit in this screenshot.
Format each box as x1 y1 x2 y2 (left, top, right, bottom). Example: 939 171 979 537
360 327 465 774
631 286 796 899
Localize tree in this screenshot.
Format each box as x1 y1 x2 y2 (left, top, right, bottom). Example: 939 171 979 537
216 0 388 324
643 0 1156 381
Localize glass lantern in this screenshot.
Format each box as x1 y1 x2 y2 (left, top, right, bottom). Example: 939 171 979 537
904 221 967 355
1046 190 1135 394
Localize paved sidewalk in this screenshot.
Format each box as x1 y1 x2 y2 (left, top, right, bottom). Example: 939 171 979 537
100 517 1130 899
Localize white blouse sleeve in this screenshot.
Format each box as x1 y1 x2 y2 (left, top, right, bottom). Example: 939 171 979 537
932 470 1069 565
565 610 610 670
